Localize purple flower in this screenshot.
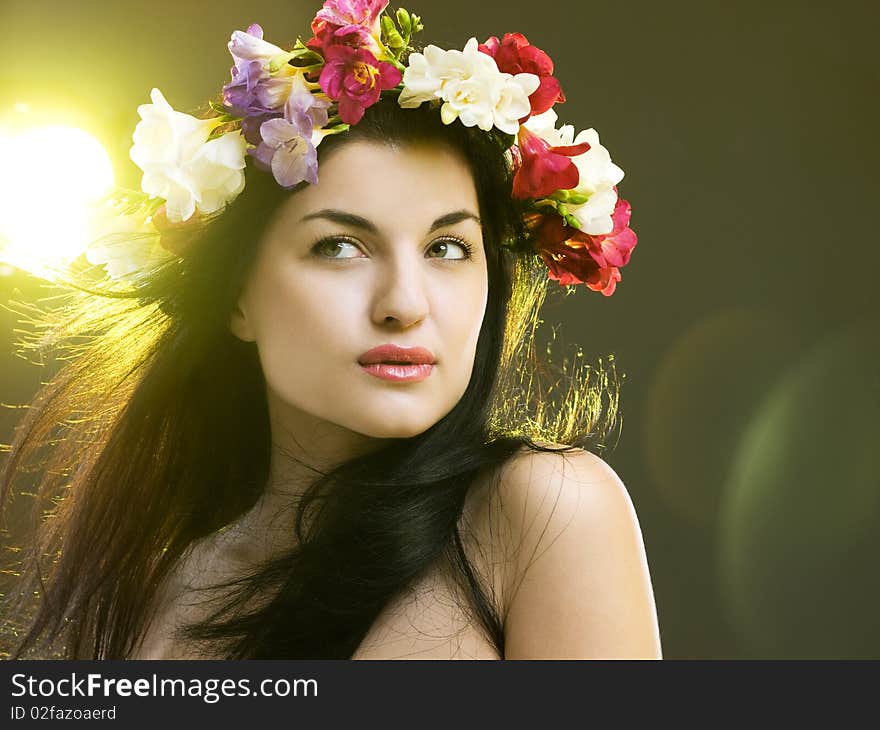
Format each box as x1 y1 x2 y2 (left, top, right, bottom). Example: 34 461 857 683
223 59 272 117
228 23 284 64
250 75 330 188
285 74 331 136
241 112 279 145
252 119 318 187
222 23 293 118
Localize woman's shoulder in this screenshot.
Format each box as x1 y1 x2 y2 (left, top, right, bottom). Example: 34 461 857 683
474 441 629 546
468 441 662 658
500 440 624 500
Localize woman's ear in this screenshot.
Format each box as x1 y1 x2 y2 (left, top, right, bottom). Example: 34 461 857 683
229 299 256 342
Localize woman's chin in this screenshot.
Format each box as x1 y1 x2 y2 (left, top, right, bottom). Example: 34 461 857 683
352 419 434 440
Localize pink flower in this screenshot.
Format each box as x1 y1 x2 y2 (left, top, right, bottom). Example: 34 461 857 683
319 44 402 124
512 125 590 200
586 266 622 296
540 224 622 295
526 197 637 295
316 0 387 33
584 195 638 269
307 0 388 55
478 33 565 118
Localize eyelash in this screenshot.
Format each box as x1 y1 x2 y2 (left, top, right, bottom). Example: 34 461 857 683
311 234 475 261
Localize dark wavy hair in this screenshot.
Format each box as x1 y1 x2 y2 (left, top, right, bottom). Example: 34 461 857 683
0 94 621 659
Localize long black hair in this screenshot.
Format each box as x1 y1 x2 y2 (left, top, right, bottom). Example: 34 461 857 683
0 94 621 659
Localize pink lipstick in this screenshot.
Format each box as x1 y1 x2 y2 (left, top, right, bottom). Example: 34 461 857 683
358 344 436 382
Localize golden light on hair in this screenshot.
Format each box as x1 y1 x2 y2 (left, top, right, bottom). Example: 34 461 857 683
0 125 114 278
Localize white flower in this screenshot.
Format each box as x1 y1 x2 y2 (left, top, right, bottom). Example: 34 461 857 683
525 109 626 235
187 132 248 216
440 77 499 130
397 52 442 106
400 38 538 135
567 184 620 235
522 108 571 146
84 202 170 280
495 74 539 132
129 88 248 223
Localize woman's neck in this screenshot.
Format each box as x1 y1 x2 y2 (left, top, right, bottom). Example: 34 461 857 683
209 432 383 568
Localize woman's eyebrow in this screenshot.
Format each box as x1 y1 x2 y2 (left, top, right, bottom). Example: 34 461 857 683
300 209 378 233
299 208 481 233
429 210 481 231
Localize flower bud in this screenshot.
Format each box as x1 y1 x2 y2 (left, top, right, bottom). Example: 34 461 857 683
381 16 405 49
396 8 412 36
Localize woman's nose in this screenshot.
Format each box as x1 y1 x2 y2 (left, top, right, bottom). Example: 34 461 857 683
370 251 430 328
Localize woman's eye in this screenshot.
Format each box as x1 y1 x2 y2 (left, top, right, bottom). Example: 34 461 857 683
427 238 472 260
313 237 364 259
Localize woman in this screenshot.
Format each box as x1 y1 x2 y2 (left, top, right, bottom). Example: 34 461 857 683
0 2 660 659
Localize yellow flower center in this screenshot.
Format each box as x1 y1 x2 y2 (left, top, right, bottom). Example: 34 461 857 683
353 62 380 88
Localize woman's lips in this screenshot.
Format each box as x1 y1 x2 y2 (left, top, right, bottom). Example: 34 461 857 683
357 344 436 365
357 343 436 381
359 363 434 382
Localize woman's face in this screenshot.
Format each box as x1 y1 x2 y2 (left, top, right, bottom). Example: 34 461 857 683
231 140 489 454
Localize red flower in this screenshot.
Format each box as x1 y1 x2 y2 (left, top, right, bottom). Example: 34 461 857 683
513 126 590 200
527 197 637 296
318 45 402 125
478 33 566 118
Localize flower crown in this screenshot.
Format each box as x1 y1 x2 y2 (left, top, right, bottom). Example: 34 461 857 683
93 0 637 296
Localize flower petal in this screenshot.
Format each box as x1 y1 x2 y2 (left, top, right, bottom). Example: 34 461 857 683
270 136 318 187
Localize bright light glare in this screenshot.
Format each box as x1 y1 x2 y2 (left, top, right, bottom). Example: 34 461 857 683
0 125 114 276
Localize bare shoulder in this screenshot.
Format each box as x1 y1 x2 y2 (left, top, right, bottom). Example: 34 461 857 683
483 442 663 659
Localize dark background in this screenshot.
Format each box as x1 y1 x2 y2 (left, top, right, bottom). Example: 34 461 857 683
1 0 878 658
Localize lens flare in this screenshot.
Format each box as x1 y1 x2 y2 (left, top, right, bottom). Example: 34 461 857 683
0 125 114 278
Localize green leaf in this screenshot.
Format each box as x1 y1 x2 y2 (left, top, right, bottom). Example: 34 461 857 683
490 130 515 150
267 52 296 73
291 48 324 65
